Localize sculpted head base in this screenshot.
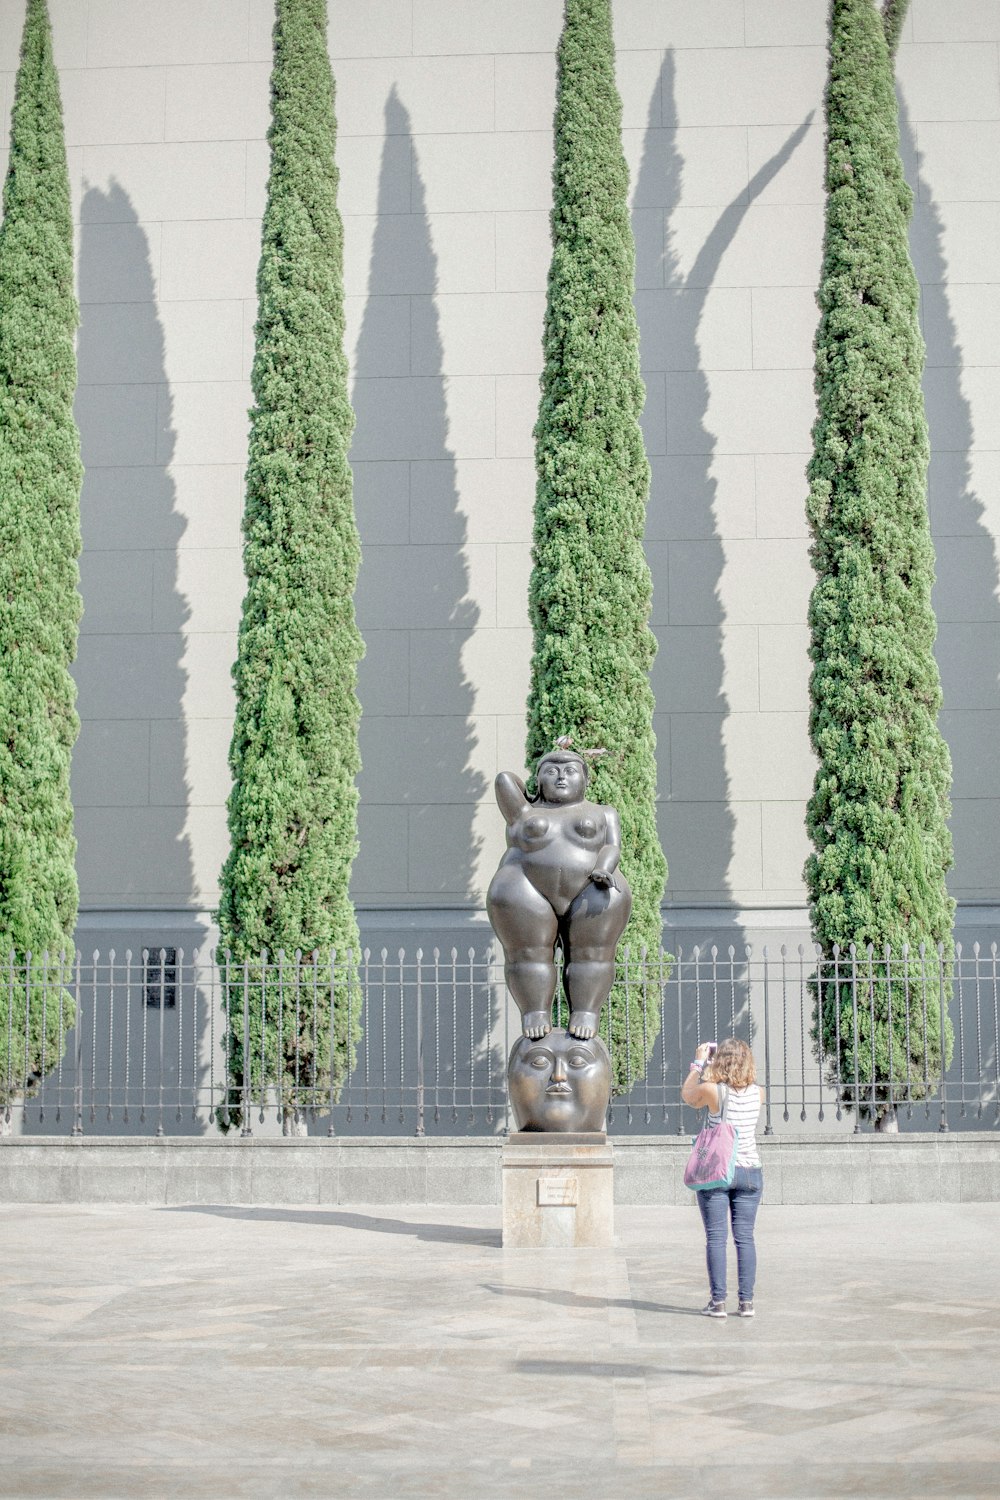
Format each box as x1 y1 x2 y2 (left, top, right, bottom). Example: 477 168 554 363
507 1030 612 1133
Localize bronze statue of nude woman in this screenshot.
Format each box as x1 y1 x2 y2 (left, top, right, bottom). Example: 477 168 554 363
486 748 632 1041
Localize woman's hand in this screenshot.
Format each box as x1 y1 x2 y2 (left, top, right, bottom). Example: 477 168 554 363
694 1042 714 1063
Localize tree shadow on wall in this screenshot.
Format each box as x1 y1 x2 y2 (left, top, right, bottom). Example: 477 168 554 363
631 51 811 1026
351 88 485 912
43 179 208 1137
901 97 1000 921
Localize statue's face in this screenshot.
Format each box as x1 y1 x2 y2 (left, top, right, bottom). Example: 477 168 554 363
536 757 587 805
507 1031 611 1133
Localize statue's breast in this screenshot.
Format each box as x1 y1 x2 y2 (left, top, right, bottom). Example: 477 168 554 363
522 816 550 841
575 818 600 840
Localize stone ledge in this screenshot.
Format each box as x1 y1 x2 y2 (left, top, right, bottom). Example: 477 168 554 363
2 1133 998 1205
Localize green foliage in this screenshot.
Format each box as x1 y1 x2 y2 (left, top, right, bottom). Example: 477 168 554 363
881 0 909 57
217 0 362 1127
0 0 81 1107
806 0 953 1119
527 0 667 1090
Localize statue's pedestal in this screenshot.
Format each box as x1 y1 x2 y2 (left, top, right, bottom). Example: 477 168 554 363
501 1132 614 1248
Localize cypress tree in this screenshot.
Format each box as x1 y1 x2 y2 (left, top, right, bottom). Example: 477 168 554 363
527 0 667 1089
0 0 82 1115
217 0 363 1129
806 0 953 1128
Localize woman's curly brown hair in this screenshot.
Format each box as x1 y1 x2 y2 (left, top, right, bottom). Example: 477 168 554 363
706 1038 756 1090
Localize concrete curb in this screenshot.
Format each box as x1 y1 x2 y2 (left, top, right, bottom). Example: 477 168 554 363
2 1133 999 1205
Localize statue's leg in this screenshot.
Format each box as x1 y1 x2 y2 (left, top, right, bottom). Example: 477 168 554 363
487 866 559 1037
562 879 632 1040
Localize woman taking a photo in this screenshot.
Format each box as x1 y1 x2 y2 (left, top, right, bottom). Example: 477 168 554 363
681 1037 764 1319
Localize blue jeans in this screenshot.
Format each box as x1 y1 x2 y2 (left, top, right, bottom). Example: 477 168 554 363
696 1165 763 1303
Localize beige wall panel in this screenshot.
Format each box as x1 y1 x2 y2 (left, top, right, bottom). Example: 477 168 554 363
356 544 497 632
78 551 154 636
161 382 251 467
86 0 251 69
156 548 243 636
625 125 749 210
744 1 830 50
409 629 531 718
495 210 550 293
915 122 1000 203
354 806 410 898
658 801 763 903
746 122 824 206
74 804 226 905
409 459 534 546
613 1 744 52
359 715 493 806
326 0 415 61
647 454 756 542
653 626 759 715
494 374 538 460
911 2 1000 44
923 284 1000 369
495 545 531 631
158 220 260 302
352 461 410 543
928 451 1000 539
75 384 159 468
81 142 248 223
898 45 1000 122
935 625 1000 712
73 721 151 809
754 454 810 539
760 801 813 897
941 711 1000 799
946 801 1000 898
164 63 272 143
670 712 813 803
757 626 812 714
412 0 562 58
148 716 234 809
60 67 167 147
357 632 411 719
933 536 1000 623
663 46 825 129
751 286 818 370
912 202 1000 285
411 291 544 377
336 56 495 138
637 287 752 371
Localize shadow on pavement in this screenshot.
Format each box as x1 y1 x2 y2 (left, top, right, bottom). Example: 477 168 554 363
159 1204 500 1246
482 1281 703 1318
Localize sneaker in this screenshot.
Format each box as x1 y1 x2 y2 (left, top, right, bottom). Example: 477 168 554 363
738 1299 755 1318
700 1299 727 1318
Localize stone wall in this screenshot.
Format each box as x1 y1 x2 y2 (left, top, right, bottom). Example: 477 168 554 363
0 1 997 953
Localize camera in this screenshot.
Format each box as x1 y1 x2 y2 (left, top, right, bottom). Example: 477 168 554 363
705 1041 717 1054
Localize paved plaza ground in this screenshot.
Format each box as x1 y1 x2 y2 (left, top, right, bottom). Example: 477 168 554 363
1 1199 999 1499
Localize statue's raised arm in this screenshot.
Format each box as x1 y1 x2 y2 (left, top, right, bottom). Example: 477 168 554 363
494 770 529 826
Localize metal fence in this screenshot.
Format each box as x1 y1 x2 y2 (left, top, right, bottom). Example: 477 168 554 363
2 942 998 1137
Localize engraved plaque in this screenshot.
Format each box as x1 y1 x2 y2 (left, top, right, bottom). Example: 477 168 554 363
537 1175 578 1207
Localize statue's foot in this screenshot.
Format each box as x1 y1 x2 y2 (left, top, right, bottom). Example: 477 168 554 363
520 1010 552 1039
568 1010 599 1040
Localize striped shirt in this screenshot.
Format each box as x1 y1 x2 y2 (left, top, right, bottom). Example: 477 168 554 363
709 1083 762 1168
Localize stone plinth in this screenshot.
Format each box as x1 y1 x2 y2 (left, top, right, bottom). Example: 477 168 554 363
501 1132 614 1248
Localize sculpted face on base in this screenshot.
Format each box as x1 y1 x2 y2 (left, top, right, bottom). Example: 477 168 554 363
507 1030 612 1133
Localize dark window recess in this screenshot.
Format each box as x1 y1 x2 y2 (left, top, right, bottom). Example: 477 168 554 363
145 947 178 1008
